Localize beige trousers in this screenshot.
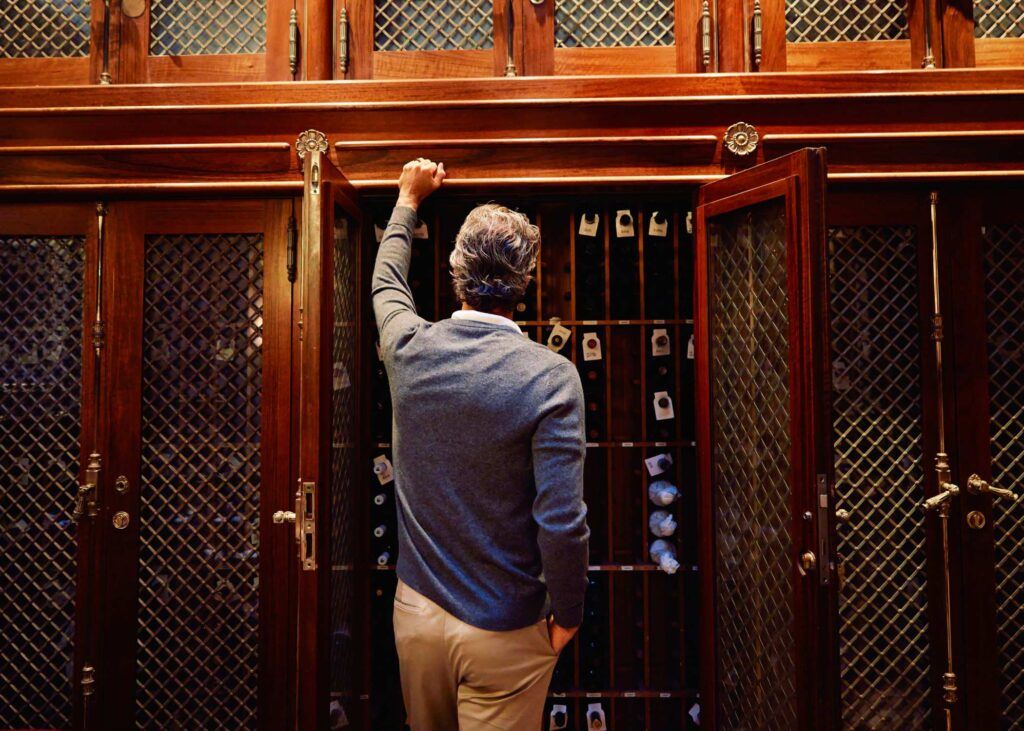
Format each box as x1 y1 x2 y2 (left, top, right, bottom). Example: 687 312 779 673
393 580 558 731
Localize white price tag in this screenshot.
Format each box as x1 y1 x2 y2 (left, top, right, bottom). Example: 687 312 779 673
582 332 602 361
585 703 607 731
653 391 675 421
547 324 572 353
651 328 670 357
645 452 673 477
648 210 669 237
412 220 429 239
615 209 635 238
687 333 695 360
372 455 394 485
333 362 351 391
578 213 599 237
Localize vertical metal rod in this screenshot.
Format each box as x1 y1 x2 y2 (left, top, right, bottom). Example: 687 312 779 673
929 190 957 728
289 7 299 76
752 0 763 71
922 0 937 69
701 1 712 70
338 6 349 75
504 0 517 77
99 0 112 84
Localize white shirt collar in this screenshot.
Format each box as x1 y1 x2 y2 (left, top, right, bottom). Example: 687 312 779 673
451 309 522 334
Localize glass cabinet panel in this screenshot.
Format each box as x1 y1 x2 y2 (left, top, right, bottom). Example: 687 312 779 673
779 0 913 70
0 0 90 58
149 0 267 56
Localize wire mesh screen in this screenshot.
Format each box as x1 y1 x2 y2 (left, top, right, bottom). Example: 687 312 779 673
828 225 931 729
330 214 359 720
137 233 263 730
555 0 675 48
708 198 797 730
150 0 267 56
0 0 90 58
974 0 1024 38
0 236 83 729
786 0 909 42
374 0 493 51
982 223 1024 728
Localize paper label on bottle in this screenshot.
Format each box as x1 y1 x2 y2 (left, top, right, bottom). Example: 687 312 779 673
614 209 634 238
412 220 429 239
373 455 394 485
215 338 235 362
687 333 695 359
645 452 673 477
333 362 351 390
651 328 670 357
648 211 669 237
582 332 602 361
585 703 608 731
549 704 569 731
653 391 675 421
578 213 599 237
374 224 385 243
547 324 572 353
833 359 851 391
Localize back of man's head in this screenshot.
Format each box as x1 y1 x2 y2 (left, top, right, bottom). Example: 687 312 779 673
449 203 539 313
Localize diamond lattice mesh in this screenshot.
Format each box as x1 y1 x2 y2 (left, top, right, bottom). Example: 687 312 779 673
0 0 90 58
330 214 359 710
974 0 1024 38
136 233 263 730
786 0 909 42
150 0 266 56
828 226 931 730
982 223 1024 729
555 0 674 48
708 199 797 730
0 236 83 729
375 0 493 51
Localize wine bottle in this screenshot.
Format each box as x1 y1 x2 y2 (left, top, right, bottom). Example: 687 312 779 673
648 479 679 506
650 539 680 575
649 509 677 537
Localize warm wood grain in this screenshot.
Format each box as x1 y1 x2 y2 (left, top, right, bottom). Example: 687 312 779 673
147 53 267 83
975 38 1024 68
785 40 913 71
373 50 495 79
553 47 676 76
0 56 91 87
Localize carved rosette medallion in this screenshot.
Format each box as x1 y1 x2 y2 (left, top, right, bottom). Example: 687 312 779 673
296 129 329 161
723 122 759 156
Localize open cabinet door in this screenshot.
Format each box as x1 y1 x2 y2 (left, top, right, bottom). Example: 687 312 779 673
295 132 366 730
694 148 839 731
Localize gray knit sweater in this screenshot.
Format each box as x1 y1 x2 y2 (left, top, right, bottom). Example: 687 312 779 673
372 205 589 630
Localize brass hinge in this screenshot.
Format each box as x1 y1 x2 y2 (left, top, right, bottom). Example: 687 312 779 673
752 0 762 71
289 8 299 76
701 1 712 70
338 6 349 75
287 214 298 283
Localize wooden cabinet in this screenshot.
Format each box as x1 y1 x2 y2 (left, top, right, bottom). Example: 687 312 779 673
1 0 1021 85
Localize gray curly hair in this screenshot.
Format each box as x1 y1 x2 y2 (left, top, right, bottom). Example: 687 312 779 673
449 203 539 312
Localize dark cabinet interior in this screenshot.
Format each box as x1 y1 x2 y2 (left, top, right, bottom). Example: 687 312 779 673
340 193 700 730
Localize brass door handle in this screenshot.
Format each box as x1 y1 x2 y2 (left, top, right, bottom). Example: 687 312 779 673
967 474 1019 502
923 481 959 511
800 551 817 572
272 510 296 524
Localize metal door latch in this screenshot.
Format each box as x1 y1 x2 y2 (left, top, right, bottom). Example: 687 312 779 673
273 510 296 524
967 474 1019 502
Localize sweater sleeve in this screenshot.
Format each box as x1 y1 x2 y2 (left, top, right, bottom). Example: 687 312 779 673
371 205 425 355
531 362 590 628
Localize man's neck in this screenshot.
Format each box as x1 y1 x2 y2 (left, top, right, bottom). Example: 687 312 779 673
461 303 514 321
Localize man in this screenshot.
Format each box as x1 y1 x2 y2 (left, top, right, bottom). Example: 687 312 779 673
372 158 589 731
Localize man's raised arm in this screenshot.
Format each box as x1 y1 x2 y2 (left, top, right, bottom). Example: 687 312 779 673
371 158 445 352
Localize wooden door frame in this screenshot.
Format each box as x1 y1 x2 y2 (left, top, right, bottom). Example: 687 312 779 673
93 198 295 730
827 188 956 730
694 148 837 731
0 203 99 730
945 185 1024 730
295 145 365 728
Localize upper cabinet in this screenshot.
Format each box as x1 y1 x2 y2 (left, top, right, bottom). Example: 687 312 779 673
973 0 1024 67
0 0 1021 85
